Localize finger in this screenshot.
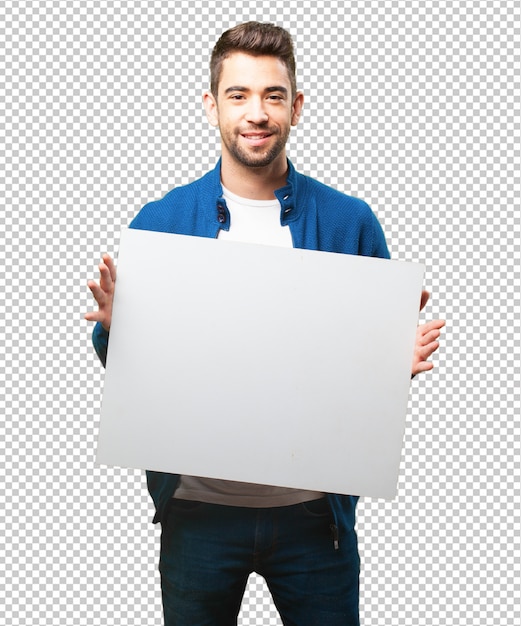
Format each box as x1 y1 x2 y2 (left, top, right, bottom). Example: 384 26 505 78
87 280 108 305
414 360 435 374
412 345 438 374
417 340 440 361
98 263 115 293
419 328 442 346
84 308 111 331
419 319 445 335
84 310 103 323
102 253 117 282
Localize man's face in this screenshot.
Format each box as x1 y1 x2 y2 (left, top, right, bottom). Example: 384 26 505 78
205 52 303 169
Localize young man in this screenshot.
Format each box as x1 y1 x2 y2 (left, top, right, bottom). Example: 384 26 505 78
86 22 444 626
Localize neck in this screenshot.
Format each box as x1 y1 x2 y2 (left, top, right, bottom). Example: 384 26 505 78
220 152 288 200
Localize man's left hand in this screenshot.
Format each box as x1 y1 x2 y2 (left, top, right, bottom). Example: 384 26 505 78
412 291 445 376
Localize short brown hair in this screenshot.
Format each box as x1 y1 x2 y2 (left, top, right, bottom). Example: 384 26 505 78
210 22 297 98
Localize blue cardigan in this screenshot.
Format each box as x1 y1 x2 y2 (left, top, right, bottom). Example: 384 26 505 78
92 159 390 542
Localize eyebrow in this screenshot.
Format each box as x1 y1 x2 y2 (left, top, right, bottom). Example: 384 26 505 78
224 85 288 95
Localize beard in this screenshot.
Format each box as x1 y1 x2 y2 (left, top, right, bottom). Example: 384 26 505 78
221 125 290 168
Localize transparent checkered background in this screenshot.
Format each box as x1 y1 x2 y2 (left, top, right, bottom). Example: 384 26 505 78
1 0 519 624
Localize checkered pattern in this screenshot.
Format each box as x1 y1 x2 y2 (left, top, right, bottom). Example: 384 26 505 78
1 0 519 624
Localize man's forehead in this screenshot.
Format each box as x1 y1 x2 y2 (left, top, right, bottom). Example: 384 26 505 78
219 52 291 90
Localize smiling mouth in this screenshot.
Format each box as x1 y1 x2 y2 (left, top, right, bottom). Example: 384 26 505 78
242 133 272 139
240 132 273 146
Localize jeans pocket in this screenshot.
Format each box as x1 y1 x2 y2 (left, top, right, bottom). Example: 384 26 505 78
170 498 204 511
164 498 204 528
300 497 330 518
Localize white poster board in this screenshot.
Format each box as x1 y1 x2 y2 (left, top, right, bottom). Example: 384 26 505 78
96 228 424 499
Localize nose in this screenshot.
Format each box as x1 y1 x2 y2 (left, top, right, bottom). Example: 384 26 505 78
245 97 269 125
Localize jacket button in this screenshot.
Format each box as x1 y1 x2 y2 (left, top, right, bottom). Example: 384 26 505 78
217 203 227 224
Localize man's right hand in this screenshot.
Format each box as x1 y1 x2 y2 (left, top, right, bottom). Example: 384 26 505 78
84 253 116 332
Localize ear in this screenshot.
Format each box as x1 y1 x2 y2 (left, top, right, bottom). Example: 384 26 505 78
291 91 304 126
203 91 219 127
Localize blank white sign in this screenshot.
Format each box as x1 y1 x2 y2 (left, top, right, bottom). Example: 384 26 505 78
96 228 424 499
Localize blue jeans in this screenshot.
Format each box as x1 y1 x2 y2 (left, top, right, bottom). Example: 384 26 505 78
159 498 360 625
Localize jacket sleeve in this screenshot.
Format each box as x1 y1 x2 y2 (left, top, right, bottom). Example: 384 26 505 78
371 211 391 260
92 321 109 367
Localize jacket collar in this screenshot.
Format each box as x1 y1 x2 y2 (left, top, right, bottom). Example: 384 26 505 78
208 158 302 229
